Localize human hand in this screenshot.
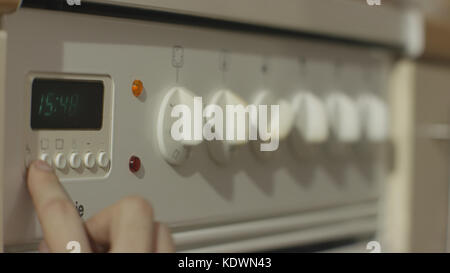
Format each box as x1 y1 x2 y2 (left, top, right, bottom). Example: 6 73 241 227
27 160 175 253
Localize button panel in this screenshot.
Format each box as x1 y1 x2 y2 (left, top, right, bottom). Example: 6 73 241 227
33 138 111 176
24 73 113 180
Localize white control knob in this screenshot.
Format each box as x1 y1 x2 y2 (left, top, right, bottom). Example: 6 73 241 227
207 89 248 165
357 93 389 142
97 151 110 168
83 152 96 169
157 86 203 165
276 99 295 140
39 153 52 167
250 91 294 160
69 152 82 169
53 153 67 170
251 91 294 141
326 92 361 143
291 92 329 143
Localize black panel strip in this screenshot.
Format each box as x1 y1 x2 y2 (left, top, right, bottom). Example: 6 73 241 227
267 236 374 253
21 0 402 52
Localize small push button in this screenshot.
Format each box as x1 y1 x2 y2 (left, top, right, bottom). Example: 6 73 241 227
83 152 96 169
54 153 67 170
97 151 110 168
39 153 52 167
69 152 82 169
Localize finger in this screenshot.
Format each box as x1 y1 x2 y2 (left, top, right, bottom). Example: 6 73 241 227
27 160 92 252
38 240 49 253
84 206 113 251
154 222 175 253
85 196 155 253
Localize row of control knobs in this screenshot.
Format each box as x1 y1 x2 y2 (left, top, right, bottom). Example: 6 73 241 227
157 87 388 165
39 151 110 170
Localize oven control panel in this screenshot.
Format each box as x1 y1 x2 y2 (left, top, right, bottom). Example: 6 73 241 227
24 74 113 180
3 8 392 251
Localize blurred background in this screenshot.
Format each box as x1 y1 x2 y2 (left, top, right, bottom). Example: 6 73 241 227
380 0 450 252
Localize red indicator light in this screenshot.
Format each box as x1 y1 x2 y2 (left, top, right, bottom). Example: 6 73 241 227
129 155 141 173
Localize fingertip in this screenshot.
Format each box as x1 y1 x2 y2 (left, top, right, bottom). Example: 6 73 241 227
27 160 58 196
30 160 54 173
38 240 49 253
156 222 175 253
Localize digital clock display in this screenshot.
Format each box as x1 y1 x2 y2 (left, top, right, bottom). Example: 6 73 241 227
30 78 104 130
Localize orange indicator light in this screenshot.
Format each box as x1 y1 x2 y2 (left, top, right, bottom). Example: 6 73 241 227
132 80 144 97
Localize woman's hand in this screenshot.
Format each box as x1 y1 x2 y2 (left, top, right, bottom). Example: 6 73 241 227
27 160 175 253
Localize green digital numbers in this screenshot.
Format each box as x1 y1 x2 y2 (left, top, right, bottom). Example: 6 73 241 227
38 93 55 117
69 94 80 116
38 92 80 117
59 95 69 114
